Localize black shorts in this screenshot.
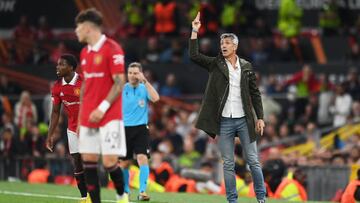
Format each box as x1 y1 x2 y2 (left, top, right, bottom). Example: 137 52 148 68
122 124 150 160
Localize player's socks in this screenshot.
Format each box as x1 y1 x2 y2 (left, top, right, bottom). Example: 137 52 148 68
139 165 149 193
122 168 130 193
72 153 88 198
83 162 100 203
106 165 125 196
74 171 88 198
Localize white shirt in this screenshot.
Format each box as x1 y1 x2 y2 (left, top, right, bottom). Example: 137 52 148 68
333 93 352 127
222 56 245 118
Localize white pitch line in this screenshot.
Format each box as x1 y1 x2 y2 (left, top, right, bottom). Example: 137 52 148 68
0 190 135 203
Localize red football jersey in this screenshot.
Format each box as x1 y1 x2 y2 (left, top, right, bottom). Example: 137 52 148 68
79 35 125 128
52 73 82 132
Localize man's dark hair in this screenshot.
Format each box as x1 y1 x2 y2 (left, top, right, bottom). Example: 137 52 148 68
60 54 78 71
75 8 103 27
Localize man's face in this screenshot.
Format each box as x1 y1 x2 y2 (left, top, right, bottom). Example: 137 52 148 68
75 22 89 43
221 37 237 57
56 58 72 77
127 67 141 85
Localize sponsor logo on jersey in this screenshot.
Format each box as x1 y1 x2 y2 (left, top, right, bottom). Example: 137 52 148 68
112 54 124 65
84 72 105 79
74 88 80 96
94 55 103 65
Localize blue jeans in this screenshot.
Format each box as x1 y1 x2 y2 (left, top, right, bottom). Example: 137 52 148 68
219 117 266 203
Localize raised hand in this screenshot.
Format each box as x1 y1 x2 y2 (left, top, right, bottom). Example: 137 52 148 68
192 12 201 31
136 72 147 84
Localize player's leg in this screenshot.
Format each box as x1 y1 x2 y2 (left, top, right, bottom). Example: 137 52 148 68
119 126 135 194
100 120 128 203
134 125 151 201
79 126 101 203
67 130 87 199
136 154 150 201
119 160 131 194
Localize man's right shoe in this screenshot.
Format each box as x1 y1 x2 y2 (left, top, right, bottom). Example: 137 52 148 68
137 192 150 201
116 193 129 203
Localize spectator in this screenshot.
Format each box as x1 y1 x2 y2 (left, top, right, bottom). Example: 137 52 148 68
178 136 201 168
283 65 319 120
262 147 286 194
0 74 22 95
344 68 360 101
352 101 360 122
31 43 49 64
1 113 15 135
144 70 160 92
330 83 352 127
319 0 341 36
199 38 217 56
277 0 303 38
317 74 334 126
26 124 45 157
140 37 161 64
0 128 19 178
160 73 181 97
12 16 35 63
159 39 186 63
0 128 18 158
270 37 297 62
248 17 272 37
154 0 179 36
193 0 219 36
50 42 68 64
341 169 360 203
14 91 38 128
175 110 192 138
163 120 183 156
265 74 282 94
261 91 282 123
35 16 54 41
28 160 52 183
250 38 269 65
42 81 55 124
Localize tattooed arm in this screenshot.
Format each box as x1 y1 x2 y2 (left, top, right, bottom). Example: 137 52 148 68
104 73 126 104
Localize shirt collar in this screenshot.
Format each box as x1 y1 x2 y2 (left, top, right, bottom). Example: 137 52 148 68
225 55 240 69
87 34 106 52
62 72 78 86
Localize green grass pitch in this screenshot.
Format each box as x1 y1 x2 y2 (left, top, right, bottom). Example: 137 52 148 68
0 181 332 203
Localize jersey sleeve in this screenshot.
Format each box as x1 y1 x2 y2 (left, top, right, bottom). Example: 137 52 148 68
108 44 125 75
51 83 61 105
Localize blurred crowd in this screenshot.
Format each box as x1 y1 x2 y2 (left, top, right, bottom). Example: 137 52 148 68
2 0 360 65
0 62 359 198
0 0 360 199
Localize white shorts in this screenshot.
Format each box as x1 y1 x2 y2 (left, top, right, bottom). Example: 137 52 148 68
67 129 79 154
79 120 127 156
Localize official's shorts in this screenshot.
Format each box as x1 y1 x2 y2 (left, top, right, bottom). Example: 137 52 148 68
67 129 79 154
79 120 126 156
121 124 150 160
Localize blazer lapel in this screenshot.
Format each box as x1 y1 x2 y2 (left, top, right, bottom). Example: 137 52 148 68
216 56 229 81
